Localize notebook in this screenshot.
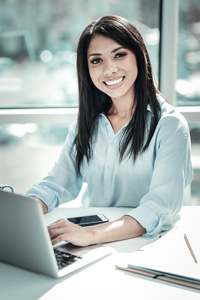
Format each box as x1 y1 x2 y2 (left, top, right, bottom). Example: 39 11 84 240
0 190 113 278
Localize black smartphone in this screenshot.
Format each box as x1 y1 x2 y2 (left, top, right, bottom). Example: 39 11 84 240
66 214 109 227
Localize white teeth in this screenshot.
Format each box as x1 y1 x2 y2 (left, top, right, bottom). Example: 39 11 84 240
105 77 124 86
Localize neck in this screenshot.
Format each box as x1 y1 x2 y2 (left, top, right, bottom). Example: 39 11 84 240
108 97 136 119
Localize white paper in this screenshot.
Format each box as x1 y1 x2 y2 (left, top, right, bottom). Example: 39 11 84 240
127 227 200 281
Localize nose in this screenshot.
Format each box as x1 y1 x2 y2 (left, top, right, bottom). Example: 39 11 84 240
103 62 118 77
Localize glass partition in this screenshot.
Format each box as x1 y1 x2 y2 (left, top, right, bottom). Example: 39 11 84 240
0 123 68 194
189 122 200 205
0 0 160 108
177 0 200 106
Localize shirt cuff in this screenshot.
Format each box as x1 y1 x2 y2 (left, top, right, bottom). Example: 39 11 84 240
26 188 58 212
125 205 159 236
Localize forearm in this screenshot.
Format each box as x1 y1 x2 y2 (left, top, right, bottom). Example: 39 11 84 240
48 215 146 247
40 199 48 214
87 215 146 244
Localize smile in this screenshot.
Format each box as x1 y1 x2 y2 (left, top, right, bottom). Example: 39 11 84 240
104 76 124 86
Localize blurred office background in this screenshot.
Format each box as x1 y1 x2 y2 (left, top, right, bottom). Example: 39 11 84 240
0 0 200 204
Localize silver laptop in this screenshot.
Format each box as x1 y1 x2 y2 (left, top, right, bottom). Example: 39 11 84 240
0 190 113 278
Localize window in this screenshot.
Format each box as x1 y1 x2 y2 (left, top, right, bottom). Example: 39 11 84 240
0 122 70 193
189 122 200 205
177 0 200 106
0 0 160 108
177 0 200 204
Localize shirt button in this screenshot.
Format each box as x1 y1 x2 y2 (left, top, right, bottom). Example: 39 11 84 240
111 142 115 146
107 165 111 169
105 123 109 127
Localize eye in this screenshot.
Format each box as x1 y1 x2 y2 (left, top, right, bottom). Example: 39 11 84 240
115 52 127 59
90 58 102 64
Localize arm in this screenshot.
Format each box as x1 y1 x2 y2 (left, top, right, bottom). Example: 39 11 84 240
128 112 193 237
48 215 146 246
30 197 48 214
26 122 82 212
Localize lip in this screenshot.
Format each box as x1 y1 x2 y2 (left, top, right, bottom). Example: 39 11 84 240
103 76 125 89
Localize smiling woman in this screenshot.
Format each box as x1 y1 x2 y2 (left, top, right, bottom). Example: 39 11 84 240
76 15 160 167
26 15 193 247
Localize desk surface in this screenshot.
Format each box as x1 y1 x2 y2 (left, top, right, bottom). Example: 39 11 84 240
0 206 200 300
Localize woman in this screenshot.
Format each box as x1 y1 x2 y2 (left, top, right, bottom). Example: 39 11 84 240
27 15 193 246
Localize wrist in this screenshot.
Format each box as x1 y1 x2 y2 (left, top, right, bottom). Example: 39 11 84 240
40 200 48 214
86 226 100 245
31 197 48 214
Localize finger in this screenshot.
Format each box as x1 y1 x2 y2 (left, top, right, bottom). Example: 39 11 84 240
47 219 67 230
55 218 66 224
51 234 67 245
48 227 65 240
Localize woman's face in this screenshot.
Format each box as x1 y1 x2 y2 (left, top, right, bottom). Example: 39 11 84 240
87 34 138 102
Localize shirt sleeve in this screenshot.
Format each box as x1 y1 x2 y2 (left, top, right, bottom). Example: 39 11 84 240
126 112 193 237
26 122 83 212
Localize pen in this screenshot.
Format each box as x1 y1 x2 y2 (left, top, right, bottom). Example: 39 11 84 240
184 234 198 264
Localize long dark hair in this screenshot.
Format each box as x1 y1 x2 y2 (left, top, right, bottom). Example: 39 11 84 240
75 15 161 171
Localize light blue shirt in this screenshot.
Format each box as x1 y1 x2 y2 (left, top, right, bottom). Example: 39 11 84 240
26 95 193 237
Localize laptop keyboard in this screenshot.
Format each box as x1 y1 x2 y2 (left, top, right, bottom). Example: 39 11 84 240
54 248 82 270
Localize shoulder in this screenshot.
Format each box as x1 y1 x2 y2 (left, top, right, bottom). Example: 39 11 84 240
157 94 188 132
68 121 78 135
62 121 78 147
155 94 190 144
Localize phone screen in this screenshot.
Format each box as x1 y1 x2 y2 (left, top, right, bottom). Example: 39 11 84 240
67 215 108 226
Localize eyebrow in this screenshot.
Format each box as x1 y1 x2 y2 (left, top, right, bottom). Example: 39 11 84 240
88 46 125 58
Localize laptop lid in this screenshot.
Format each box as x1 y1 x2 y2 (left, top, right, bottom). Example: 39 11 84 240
0 190 113 278
0 190 59 277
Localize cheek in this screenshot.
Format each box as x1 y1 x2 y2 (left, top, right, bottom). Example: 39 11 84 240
132 67 138 81
126 55 138 73
89 68 101 87
128 62 138 82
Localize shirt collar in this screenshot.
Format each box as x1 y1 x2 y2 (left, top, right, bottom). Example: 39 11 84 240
100 104 152 116
147 104 151 112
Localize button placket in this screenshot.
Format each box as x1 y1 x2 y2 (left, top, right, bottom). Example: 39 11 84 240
103 139 116 199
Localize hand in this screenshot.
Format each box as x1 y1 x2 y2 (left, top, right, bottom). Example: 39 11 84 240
48 219 93 247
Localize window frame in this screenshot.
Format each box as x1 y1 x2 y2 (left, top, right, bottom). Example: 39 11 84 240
159 0 200 122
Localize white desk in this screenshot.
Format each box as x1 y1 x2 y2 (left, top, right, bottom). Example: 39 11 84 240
0 206 200 300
